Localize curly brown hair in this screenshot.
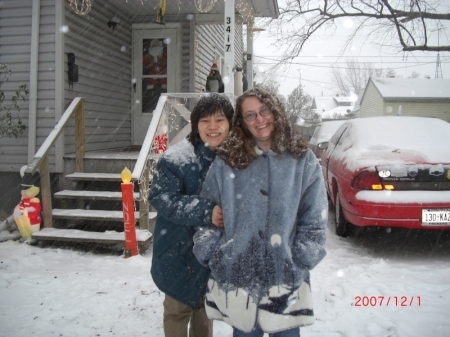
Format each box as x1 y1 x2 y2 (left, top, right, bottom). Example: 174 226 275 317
216 88 309 169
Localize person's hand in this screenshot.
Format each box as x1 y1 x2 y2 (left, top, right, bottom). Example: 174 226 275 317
212 205 224 228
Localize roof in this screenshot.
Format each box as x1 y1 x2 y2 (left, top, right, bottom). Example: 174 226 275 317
369 77 450 101
113 0 279 20
312 95 356 112
312 97 338 111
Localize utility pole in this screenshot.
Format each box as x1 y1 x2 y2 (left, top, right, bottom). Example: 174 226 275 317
435 53 443 79
297 69 302 88
434 23 443 79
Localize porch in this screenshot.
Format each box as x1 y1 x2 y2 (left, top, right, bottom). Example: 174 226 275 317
28 93 217 252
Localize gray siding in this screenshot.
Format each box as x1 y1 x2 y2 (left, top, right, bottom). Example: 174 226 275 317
64 0 132 154
37 0 57 169
0 0 33 172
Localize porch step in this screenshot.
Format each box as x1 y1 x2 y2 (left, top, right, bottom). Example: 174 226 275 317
55 190 139 201
52 208 140 221
32 163 158 254
51 208 157 222
65 172 122 181
32 228 153 252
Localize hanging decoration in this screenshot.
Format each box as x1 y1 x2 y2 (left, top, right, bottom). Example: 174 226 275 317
69 0 92 16
194 0 217 13
155 0 166 25
153 114 168 154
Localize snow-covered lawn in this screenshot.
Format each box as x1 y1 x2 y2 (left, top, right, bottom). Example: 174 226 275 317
1 203 450 337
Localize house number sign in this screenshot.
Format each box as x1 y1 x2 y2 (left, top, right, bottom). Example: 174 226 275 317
224 0 234 94
225 16 232 52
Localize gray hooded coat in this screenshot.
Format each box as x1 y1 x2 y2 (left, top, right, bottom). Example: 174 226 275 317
193 147 327 333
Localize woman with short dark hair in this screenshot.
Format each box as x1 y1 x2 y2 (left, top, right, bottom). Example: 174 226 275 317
149 93 234 337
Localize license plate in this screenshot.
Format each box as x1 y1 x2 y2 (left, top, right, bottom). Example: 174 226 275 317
422 209 450 226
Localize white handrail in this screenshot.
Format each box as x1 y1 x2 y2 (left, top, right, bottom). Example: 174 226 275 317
132 95 167 180
25 97 84 175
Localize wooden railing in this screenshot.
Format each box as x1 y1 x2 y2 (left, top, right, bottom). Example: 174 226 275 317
24 97 85 229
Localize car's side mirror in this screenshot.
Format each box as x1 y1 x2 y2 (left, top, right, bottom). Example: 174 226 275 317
318 142 329 150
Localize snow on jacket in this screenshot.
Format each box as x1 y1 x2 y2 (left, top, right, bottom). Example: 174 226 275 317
193 148 328 333
149 138 217 308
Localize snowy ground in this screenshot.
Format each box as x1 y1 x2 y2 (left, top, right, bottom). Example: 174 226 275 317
1 203 450 337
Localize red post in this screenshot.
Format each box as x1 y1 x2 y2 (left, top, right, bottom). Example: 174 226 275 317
121 168 139 258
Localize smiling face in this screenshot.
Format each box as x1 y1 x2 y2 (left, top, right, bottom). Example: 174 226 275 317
197 111 230 151
241 96 275 151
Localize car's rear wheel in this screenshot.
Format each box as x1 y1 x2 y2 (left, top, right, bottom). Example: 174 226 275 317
335 190 353 237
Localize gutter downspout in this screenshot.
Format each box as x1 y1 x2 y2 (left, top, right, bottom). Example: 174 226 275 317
28 0 40 162
246 21 254 90
55 0 65 172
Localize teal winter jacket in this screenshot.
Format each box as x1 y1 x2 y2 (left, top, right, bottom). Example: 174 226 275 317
149 138 217 308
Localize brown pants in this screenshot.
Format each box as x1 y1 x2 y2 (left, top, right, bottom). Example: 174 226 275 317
163 294 213 337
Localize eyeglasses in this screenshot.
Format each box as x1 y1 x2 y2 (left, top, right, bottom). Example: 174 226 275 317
243 106 272 122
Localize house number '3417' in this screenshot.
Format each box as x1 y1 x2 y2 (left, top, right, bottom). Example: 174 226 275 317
225 17 231 52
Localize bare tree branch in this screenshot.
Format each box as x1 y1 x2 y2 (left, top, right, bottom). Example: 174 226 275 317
270 0 450 58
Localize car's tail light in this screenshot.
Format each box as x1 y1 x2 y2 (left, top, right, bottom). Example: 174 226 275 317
351 170 383 190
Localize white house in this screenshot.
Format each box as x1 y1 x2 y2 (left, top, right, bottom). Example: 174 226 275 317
311 95 355 119
0 0 280 218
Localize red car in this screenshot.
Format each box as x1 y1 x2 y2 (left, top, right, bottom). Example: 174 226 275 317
321 116 450 237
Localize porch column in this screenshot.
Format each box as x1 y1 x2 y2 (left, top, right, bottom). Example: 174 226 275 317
224 0 235 95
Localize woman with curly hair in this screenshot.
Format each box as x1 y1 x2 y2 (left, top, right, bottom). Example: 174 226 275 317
193 88 328 337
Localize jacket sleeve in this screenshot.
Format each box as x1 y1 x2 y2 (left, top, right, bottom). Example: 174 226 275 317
149 156 215 227
193 159 224 265
193 225 223 266
291 151 328 270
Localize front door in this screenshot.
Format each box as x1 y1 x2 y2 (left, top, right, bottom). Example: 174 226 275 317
132 27 178 145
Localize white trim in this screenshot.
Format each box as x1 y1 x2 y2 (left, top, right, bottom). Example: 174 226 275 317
28 0 40 162
131 24 181 145
55 0 65 173
189 15 196 93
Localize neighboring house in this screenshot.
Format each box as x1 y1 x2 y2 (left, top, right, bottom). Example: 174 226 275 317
359 77 450 122
0 0 279 216
312 95 355 119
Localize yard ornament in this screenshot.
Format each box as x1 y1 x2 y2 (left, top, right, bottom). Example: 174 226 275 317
205 62 224 93
14 168 42 239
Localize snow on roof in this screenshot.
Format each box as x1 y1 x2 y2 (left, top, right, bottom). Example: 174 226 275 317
370 77 450 101
312 96 337 111
332 116 450 172
334 96 354 103
319 106 354 119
